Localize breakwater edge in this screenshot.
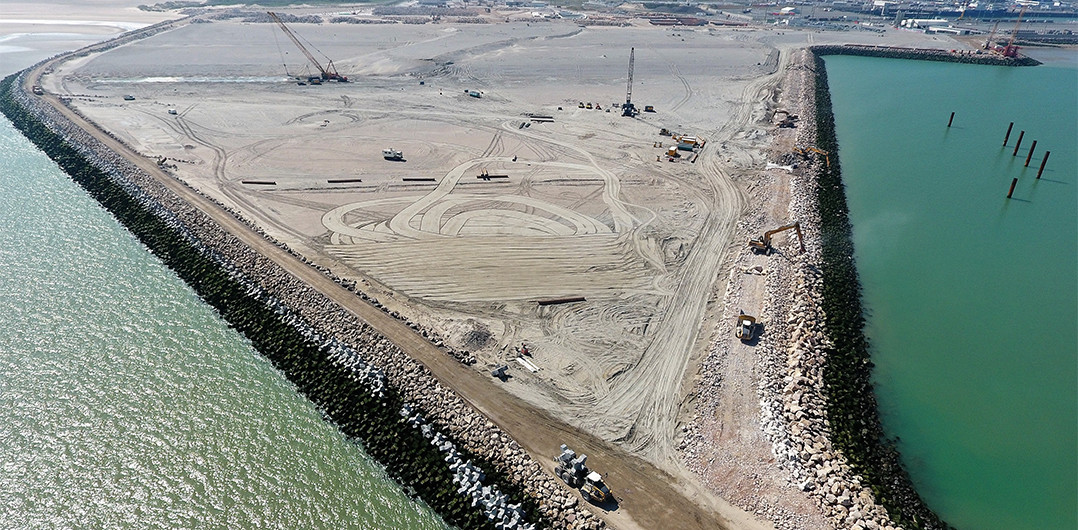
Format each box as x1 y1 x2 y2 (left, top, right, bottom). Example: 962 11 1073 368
810 44 1041 67
779 44 1042 530
682 47 956 530
795 47 950 529
1 50 605 530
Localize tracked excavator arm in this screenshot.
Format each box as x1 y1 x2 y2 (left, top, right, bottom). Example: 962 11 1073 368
749 222 805 255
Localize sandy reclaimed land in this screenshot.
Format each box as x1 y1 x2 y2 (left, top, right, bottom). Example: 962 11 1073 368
0 1 176 77
0 1 172 41
31 5 969 528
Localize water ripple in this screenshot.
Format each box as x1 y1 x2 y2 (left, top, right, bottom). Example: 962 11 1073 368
0 117 448 529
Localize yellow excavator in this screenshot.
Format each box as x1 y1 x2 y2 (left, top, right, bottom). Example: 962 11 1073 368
749 222 805 255
794 146 830 168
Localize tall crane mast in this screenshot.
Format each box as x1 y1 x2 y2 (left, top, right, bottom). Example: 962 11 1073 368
983 21 1000 49
267 12 348 82
1002 4 1029 58
622 47 637 117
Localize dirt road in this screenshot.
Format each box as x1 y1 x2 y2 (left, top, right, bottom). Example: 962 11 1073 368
24 50 770 530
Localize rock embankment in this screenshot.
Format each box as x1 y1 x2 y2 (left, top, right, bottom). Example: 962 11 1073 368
802 48 951 530
811 44 1041 67
3 60 602 530
751 49 902 530
682 47 954 530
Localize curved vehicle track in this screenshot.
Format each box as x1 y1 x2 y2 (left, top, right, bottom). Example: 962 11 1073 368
23 41 770 530
587 52 789 465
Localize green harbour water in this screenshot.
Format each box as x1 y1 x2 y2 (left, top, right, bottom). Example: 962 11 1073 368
824 55 1078 529
0 109 449 529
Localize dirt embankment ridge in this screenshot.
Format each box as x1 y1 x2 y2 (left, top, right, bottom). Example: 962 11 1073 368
5 25 767 530
5 8 974 528
680 48 953 530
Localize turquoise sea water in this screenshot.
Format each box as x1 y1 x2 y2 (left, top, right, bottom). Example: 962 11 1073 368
0 97 447 529
824 55 1078 529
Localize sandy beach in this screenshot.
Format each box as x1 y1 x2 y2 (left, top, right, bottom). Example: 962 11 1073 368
4 2 980 528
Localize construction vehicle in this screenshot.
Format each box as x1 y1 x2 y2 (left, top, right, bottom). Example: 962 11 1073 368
622 47 638 117
578 102 585 108
382 148 403 161
644 105 655 112
585 102 593 109
673 135 705 153
736 312 757 341
268 11 348 83
774 109 798 128
1001 3 1029 58
794 146 829 168
553 445 611 504
748 222 805 255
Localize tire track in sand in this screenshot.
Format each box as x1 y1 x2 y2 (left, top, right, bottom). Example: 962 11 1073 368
591 51 789 467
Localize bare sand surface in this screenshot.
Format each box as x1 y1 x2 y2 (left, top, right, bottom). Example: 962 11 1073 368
1 1 170 37
0 1 175 76
20 4 970 528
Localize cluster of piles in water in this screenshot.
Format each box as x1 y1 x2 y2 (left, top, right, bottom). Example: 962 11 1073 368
811 44 1041 67
1 66 604 530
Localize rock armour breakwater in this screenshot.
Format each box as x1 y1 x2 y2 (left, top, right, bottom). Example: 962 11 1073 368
804 49 949 530
1 66 604 530
682 48 952 530
811 44 1041 67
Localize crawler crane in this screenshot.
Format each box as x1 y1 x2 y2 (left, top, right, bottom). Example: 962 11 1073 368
1001 3 1029 58
622 47 638 117
268 11 348 83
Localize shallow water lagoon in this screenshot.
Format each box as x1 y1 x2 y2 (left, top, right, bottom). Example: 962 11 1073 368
824 55 1077 530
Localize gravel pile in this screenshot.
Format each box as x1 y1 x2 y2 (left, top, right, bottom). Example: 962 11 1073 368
680 49 904 530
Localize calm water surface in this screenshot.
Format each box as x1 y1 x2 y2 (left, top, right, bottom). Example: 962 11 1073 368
0 28 448 530
825 55 1077 530
0 107 448 530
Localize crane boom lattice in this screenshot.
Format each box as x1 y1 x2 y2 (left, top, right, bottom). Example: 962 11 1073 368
623 47 637 117
267 12 347 82
1002 4 1028 58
